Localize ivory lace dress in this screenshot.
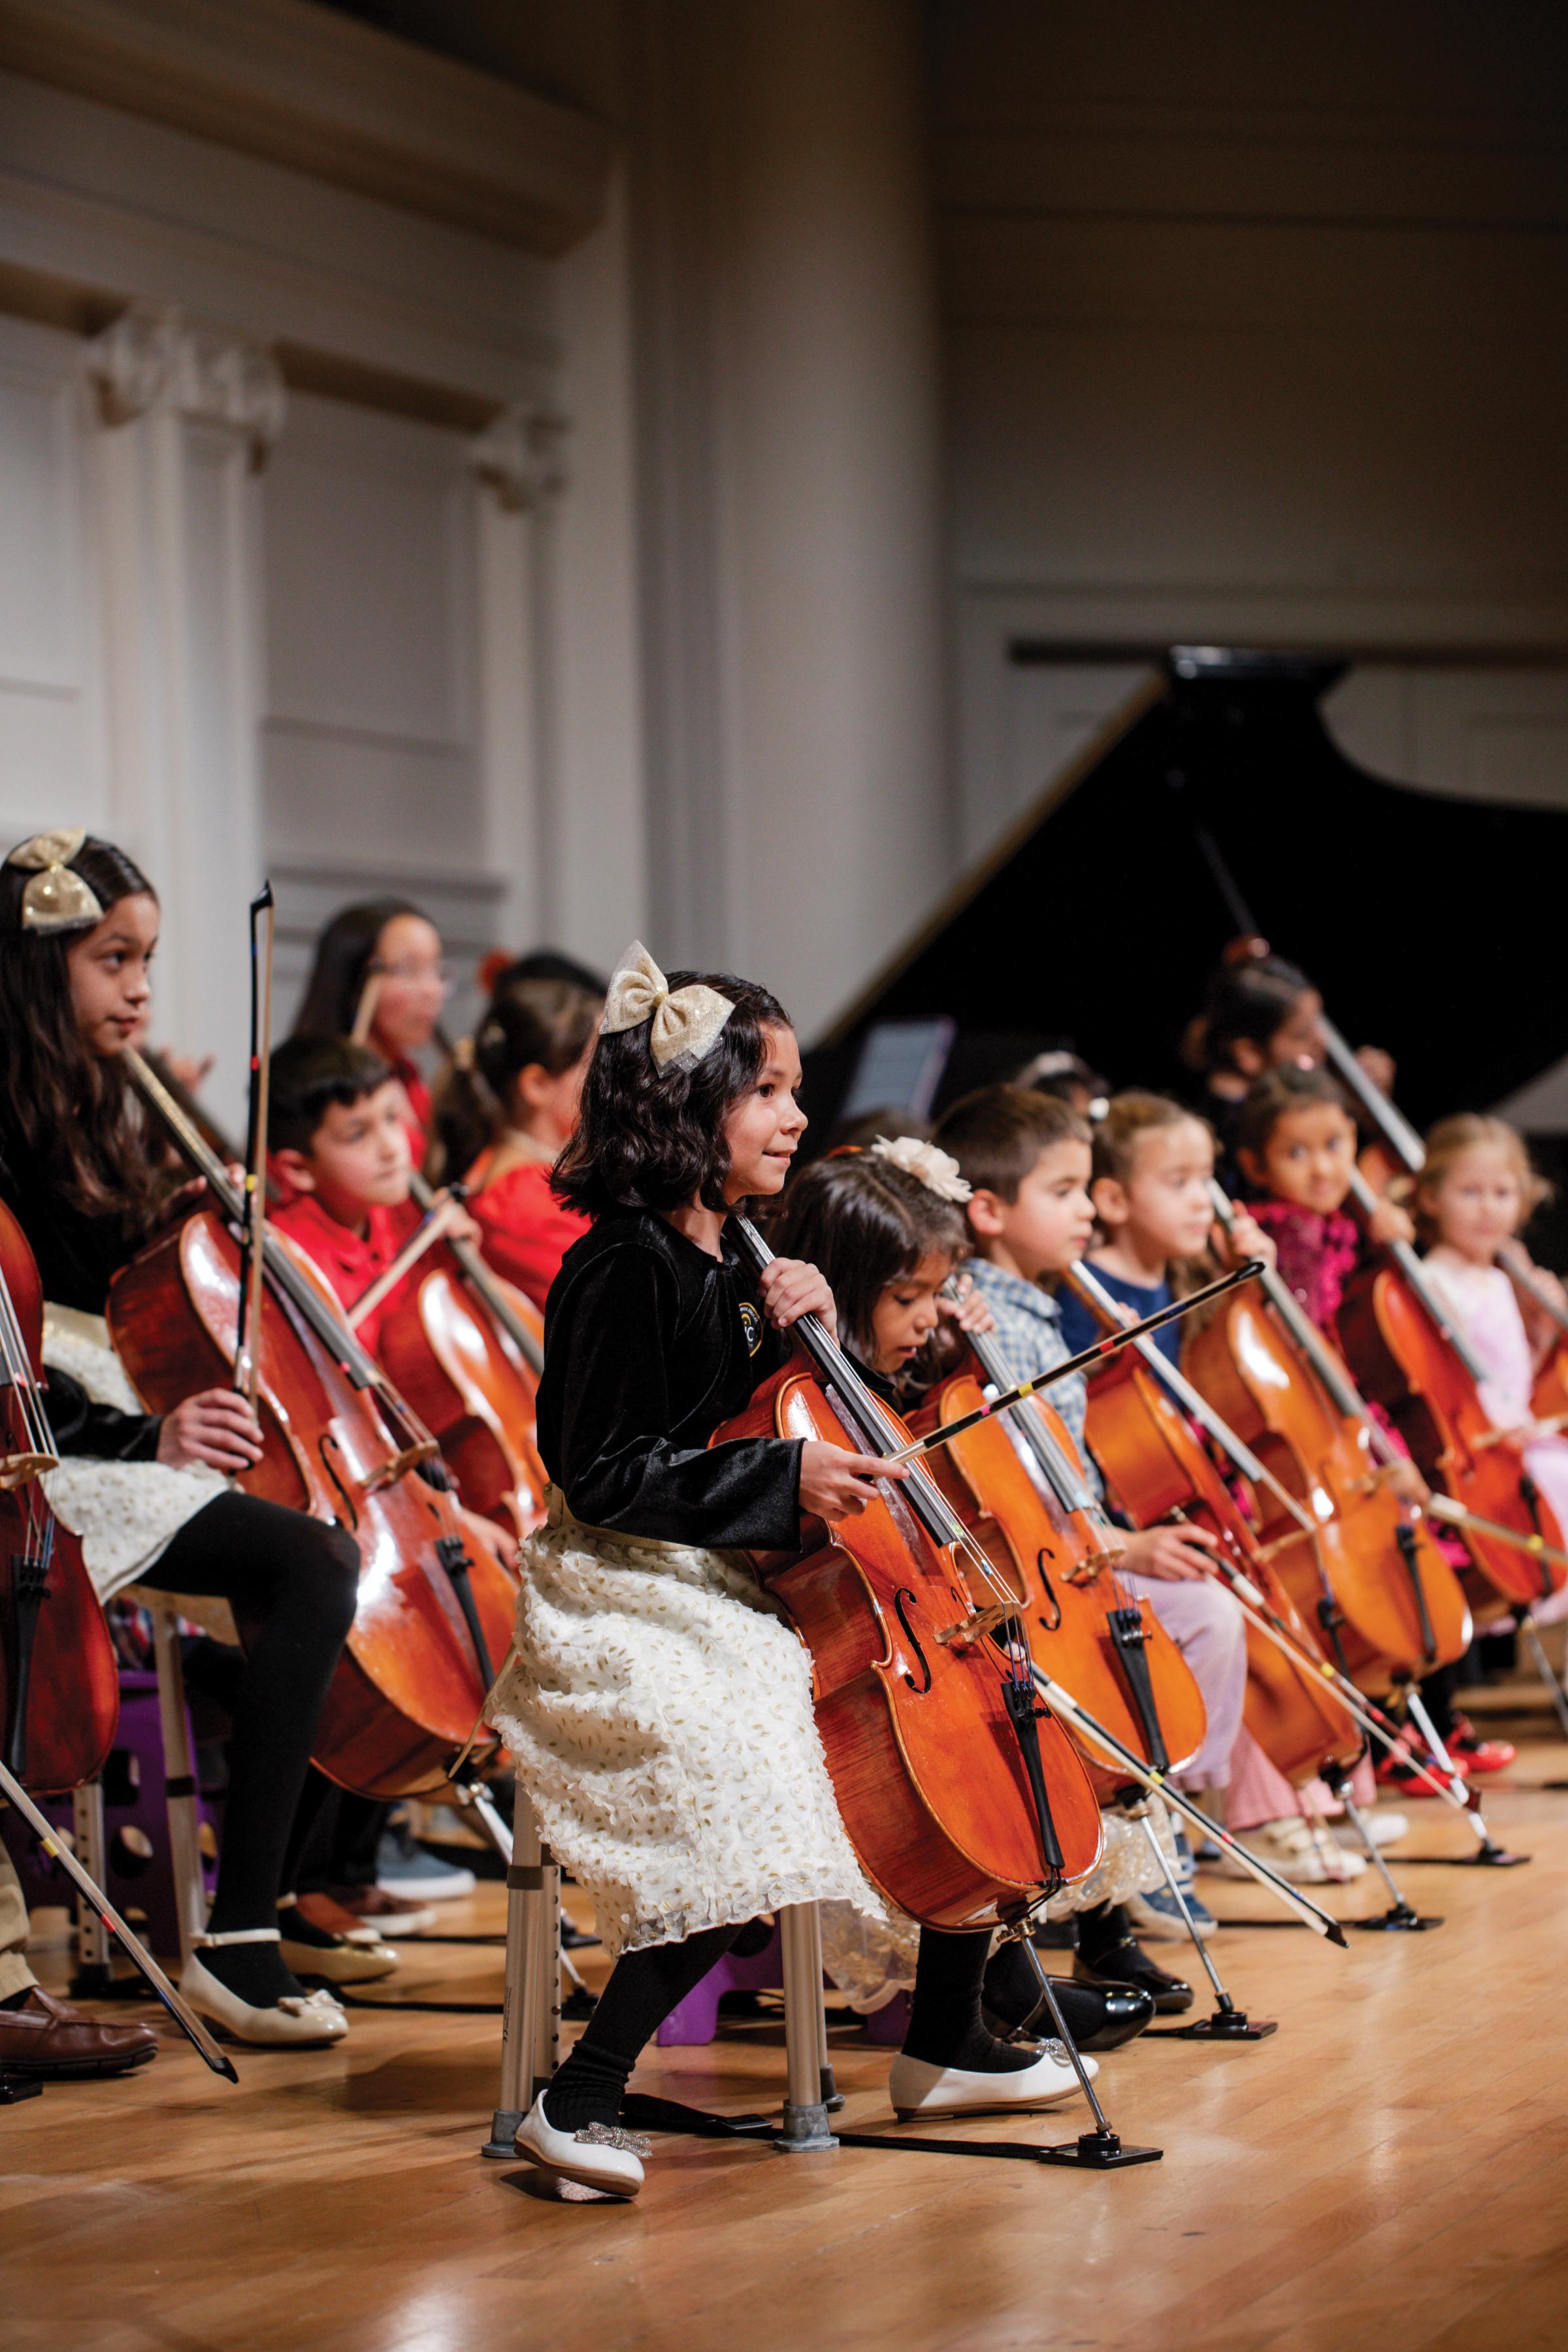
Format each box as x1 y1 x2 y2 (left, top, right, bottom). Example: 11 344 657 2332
485 1207 882 1960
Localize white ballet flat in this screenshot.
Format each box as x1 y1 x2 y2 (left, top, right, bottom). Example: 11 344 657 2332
513 2090 649 2198
888 2041 1094 2122
180 1930 350 2046
276 1925 399 1985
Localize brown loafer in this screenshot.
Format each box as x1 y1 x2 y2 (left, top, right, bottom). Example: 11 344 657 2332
0 1987 159 2078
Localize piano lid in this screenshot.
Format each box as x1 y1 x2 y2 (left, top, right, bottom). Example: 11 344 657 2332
806 649 1568 1135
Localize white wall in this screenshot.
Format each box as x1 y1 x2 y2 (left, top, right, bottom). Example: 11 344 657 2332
0 30 621 1121
934 1 1568 858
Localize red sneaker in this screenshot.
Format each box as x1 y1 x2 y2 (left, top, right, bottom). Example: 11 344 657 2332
1447 1714 1515 1774
1375 1749 1469 1796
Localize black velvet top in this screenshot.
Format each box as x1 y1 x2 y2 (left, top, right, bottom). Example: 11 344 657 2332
538 1207 804 1551
0 1122 163 1461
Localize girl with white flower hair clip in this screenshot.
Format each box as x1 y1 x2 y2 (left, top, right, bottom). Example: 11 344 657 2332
489 947 1086 2200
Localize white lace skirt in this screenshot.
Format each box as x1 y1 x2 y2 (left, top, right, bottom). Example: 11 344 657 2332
41 1305 232 1635
485 1490 883 1960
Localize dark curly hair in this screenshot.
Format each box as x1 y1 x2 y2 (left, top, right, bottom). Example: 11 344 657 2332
0 833 171 1224
767 1152 967 1361
553 970 791 1217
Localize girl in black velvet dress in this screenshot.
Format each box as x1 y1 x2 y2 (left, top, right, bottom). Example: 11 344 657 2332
0 830 361 2048
490 943 1096 2202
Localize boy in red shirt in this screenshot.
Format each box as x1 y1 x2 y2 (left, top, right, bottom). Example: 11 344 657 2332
269 1036 436 1352
267 1036 483 1946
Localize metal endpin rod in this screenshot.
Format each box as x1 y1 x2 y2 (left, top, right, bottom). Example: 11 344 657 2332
1015 1935 1111 2131
1334 1786 1407 1910
1520 1616 1568 1742
1141 1811 1228 2006
1403 1687 1494 1851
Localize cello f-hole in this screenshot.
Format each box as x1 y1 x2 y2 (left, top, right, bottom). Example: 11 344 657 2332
1033 1551 1063 1633
318 1431 359 1532
892 1587 933 1694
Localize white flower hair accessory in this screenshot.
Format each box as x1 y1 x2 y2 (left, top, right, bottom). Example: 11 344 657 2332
600 940 734 1071
870 1134 972 1203
5 828 104 936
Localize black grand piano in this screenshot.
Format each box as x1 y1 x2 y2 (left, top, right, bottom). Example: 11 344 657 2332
805 649 1567 1171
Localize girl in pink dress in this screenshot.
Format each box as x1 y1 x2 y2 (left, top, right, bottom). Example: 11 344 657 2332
1416 1114 1568 1630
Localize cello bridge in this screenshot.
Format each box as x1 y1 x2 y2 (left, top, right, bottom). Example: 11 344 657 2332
937 1601 1017 1649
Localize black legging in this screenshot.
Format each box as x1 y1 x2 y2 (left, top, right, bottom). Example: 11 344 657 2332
140 1492 359 1933
544 1922 1003 2132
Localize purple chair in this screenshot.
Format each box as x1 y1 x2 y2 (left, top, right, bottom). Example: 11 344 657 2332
653 1919 911 2046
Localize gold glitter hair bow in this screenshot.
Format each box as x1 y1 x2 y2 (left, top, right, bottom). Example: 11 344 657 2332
870 1134 972 1203
600 940 734 1071
5 829 104 936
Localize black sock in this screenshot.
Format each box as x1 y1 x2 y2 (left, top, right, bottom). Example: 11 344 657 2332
195 1940 308 2007
544 1923 744 2132
1 1986 35 2011
1075 1901 1131 1967
277 1902 344 1951
900 1929 1036 2074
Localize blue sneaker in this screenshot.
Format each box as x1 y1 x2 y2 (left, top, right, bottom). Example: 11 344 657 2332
1125 1882 1217 1942
376 1823 476 1903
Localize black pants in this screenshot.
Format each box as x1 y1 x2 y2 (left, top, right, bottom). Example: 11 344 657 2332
140 1492 359 1933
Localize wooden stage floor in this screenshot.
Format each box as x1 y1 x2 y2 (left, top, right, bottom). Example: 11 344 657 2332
7 1733 1568 2352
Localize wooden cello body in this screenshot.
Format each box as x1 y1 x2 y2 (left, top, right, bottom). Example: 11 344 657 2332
377 1258 548 1543
108 1210 514 1798
1184 1292 1469 1691
716 1350 1103 1931
1083 1342 1361 1784
0 1203 120 1794
911 1367 1208 1799
1338 1260 1567 1614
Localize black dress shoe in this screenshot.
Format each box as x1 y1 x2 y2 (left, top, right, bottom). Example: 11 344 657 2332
1073 1937 1193 2016
985 1976 1154 2052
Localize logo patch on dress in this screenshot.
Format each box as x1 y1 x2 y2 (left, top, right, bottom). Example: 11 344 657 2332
740 1299 764 1357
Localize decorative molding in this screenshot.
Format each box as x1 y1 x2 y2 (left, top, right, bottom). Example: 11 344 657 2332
0 0 617 257
87 301 286 463
470 404 569 513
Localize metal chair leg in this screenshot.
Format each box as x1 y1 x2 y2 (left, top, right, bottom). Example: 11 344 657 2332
776 1903 836 2151
480 1790 560 2157
150 1609 206 1965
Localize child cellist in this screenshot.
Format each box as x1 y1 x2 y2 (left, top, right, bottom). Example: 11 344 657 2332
487 944 1090 2202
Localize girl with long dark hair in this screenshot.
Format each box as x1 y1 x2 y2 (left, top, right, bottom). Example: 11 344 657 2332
430 971 602 1312
291 898 449 1152
0 831 361 2046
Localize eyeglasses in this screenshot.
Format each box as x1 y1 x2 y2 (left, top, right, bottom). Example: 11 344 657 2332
371 958 455 992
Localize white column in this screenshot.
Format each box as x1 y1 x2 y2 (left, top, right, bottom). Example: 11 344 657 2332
470 402 560 957
632 0 945 1032
87 305 282 1135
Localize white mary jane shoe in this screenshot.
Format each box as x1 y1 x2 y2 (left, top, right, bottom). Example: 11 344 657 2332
889 2040 1094 2123
180 1929 350 2046
514 2090 649 2199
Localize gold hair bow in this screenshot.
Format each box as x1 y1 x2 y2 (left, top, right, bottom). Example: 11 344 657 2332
600 941 733 1071
870 1134 972 1203
5 829 104 936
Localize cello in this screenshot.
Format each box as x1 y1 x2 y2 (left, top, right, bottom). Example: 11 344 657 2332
108 1050 516 1800
1183 1182 1470 1693
0 1201 120 1793
1064 1263 1362 1786
910 1323 1209 1801
714 1217 1104 1928
1336 1165 1567 1614
376 1173 549 1543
